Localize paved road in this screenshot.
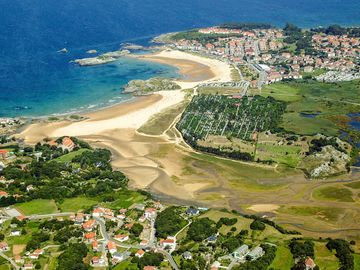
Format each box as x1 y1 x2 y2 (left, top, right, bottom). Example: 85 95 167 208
94 216 179 270
0 252 19 270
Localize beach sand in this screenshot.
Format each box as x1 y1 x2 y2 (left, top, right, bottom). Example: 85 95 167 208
136 49 232 89
19 49 233 198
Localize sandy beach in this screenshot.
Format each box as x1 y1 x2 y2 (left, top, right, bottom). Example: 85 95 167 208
21 49 232 139
136 49 232 89
19 49 233 197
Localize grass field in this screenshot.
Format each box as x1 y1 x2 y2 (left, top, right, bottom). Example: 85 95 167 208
138 100 189 135
183 152 293 192
269 245 293 269
354 254 360 270
312 186 354 202
345 181 360 189
104 190 146 209
278 206 343 222
15 199 58 215
113 259 139 270
54 148 90 163
58 196 99 212
314 242 339 270
256 143 302 167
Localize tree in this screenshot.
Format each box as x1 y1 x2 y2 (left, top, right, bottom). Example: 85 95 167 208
289 239 314 259
187 218 217 242
155 206 186 238
131 223 144 237
326 239 354 270
138 252 164 268
250 220 265 231
56 243 88 270
222 237 241 252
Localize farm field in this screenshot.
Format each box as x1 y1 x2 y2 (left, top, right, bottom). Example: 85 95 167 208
15 199 58 215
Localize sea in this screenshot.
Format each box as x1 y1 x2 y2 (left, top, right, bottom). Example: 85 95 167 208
0 0 360 117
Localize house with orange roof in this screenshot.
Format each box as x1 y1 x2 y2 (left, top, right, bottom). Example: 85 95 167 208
143 266 157 270
61 137 75 151
107 241 117 254
84 232 96 242
0 149 8 160
92 241 99 251
114 234 129 242
0 242 9 251
17 215 26 221
124 223 134 230
103 215 116 222
14 254 23 264
75 212 85 224
144 208 156 220
140 240 149 247
135 249 145 258
159 237 176 250
0 191 8 198
29 249 43 259
119 208 127 214
92 207 103 217
82 219 96 232
305 257 316 270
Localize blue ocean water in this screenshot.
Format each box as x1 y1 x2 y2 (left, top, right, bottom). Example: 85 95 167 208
0 0 359 117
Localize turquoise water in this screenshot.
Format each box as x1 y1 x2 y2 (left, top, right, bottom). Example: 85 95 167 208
0 0 359 117
0 55 179 117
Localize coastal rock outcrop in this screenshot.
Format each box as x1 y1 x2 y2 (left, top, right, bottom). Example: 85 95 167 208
74 49 130 66
300 145 351 178
123 77 180 95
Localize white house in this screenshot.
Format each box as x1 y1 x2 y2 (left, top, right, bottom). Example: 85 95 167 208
232 244 249 259
114 234 129 242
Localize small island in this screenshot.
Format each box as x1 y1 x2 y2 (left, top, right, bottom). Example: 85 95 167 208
74 49 130 66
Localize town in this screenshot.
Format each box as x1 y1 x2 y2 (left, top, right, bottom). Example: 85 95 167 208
166 23 359 88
